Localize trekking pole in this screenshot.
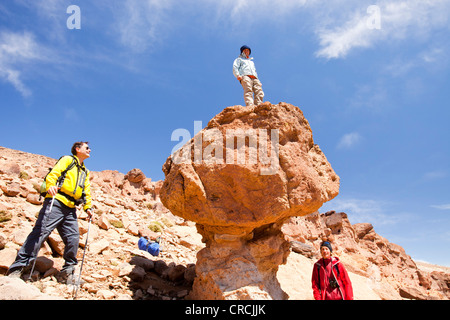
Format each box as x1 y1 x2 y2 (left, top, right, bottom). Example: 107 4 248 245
160 230 164 253
27 194 57 282
73 213 92 300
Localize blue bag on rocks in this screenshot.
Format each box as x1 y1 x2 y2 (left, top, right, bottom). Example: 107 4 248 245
138 237 160 256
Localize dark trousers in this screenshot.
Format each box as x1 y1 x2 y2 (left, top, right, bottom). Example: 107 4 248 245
9 198 79 272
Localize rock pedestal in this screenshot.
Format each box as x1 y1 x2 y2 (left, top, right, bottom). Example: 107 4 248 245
160 102 339 299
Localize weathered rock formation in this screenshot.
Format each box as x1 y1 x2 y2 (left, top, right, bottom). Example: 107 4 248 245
1 145 449 300
160 102 340 299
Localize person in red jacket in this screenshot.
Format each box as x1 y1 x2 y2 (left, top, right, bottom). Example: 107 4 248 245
311 241 354 300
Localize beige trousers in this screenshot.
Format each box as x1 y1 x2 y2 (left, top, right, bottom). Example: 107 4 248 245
240 76 264 106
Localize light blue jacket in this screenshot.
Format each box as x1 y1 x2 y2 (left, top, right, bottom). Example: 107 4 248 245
233 53 258 79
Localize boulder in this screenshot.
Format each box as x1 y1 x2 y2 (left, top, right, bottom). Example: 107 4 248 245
0 162 21 176
0 232 7 250
125 168 146 183
399 286 428 300
34 256 54 273
89 239 110 255
353 223 374 239
0 182 21 197
160 102 339 299
0 277 62 300
0 247 18 269
167 264 187 282
290 241 316 258
26 193 43 205
97 214 111 230
11 224 33 246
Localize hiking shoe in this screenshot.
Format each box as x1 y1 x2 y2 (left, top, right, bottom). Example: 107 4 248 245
66 273 85 286
6 267 24 279
57 268 74 284
58 267 85 286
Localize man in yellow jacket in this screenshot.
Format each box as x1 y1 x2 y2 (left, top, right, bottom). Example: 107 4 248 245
7 141 93 283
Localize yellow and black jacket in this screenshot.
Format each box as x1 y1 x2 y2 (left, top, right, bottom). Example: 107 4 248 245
45 155 92 211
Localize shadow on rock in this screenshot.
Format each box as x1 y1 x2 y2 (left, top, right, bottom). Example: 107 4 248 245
124 255 195 300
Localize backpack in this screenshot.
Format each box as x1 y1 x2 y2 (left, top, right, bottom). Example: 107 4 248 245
39 155 78 199
138 237 160 256
316 260 340 287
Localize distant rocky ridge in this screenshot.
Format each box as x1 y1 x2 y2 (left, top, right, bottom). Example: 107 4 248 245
0 108 449 300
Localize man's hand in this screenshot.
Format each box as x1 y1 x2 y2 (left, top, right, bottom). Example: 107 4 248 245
86 208 93 218
47 186 59 197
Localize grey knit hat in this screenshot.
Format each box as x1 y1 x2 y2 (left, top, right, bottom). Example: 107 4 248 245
320 241 333 252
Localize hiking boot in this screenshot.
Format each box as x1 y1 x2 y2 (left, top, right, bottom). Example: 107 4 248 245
57 268 74 284
58 268 85 286
6 267 24 279
66 272 85 286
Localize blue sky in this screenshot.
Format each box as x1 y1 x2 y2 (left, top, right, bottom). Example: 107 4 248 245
1 1 449 266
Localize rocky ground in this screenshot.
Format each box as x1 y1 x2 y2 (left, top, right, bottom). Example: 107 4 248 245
0 146 202 300
0 144 449 300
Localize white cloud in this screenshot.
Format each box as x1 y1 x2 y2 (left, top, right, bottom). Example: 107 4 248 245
315 11 376 59
421 47 445 64
0 31 40 62
0 31 49 97
2 69 31 97
430 204 450 210
423 170 447 180
212 0 450 60
321 197 403 226
214 0 313 21
3 0 449 96
383 45 449 77
32 0 447 63
315 1 450 59
337 132 362 149
110 0 314 51
113 0 174 53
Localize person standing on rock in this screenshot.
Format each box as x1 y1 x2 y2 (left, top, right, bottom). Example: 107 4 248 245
7 141 93 284
233 45 265 106
311 241 354 300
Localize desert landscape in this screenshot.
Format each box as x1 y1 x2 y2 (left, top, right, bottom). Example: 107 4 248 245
1 103 449 300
